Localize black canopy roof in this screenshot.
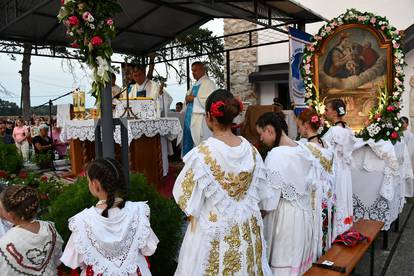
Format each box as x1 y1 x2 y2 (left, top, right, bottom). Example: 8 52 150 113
0 0 324 56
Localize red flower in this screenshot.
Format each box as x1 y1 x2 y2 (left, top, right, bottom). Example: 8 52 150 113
40 175 48 182
18 171 28 179
210 101 225 118
70 42 80 48
374 114 381 121
344 216 353 225
390 131 399 139
68 16 79 26
61 0 65 5
0 170 8 179
386 105 395 112
91 36 103 47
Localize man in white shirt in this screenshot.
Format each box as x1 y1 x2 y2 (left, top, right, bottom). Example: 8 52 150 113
182 62 216 155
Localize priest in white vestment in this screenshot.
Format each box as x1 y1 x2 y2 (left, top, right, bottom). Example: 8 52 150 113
182 62 216 155
123 65 167 117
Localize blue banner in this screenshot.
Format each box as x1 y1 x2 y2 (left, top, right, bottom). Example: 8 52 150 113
288 27 312 116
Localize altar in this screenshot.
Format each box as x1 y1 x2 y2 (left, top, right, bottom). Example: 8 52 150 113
351 138 402 230
60 118 182 186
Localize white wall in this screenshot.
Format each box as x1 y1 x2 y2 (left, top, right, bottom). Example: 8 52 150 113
259 82 276 104
257 32 289 65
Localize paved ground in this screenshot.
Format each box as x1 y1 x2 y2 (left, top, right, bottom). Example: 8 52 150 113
351 198 414 276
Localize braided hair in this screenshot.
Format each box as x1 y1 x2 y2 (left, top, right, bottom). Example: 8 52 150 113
1 185 39 221
256 111 289 148
87 158 127 218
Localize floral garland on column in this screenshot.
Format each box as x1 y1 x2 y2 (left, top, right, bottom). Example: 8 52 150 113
301 9 405 144
57 0 122 104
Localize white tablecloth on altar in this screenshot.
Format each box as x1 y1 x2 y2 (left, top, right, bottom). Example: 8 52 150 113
114 99 157 119
60 118 182 176
351 138 402 230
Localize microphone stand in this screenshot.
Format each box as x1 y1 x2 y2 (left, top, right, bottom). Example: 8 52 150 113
120 85 138 119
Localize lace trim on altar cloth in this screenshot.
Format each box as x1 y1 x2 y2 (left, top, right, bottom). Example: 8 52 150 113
68 202 151 275
353 193 403 230
60 118 182 145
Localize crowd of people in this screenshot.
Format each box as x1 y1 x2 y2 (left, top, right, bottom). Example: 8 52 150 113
1 87 412 275
0 55 413 275
0 115 68 165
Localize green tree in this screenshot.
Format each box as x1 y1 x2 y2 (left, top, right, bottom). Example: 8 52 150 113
0 99 20 116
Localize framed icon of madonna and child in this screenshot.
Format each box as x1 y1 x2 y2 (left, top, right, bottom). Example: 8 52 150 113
313 24 393 130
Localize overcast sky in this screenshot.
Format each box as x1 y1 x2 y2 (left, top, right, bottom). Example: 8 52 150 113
0 1 413 110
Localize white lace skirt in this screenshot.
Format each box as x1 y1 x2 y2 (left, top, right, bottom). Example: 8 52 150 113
263 198 314 276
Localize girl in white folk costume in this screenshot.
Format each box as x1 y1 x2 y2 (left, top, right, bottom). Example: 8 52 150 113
174 89 277 276
0 184 11 238
256 112 315 275
61 158 159 276
0 185 63 275
324 99 355 238
297 108 335 261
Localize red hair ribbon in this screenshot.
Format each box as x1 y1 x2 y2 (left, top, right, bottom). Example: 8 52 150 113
210 101 225 118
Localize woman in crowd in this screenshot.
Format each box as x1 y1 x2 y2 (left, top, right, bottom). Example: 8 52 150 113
173 89 276 276
0 185 63 275
256 112 315 275
12 118 30 161
324 99 355 237
297 108 335 260
61 158 159 276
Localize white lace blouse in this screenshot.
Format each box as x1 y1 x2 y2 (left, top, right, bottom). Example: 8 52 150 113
61 201 159 276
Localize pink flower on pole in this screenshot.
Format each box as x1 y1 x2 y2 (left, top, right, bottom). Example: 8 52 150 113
82 11 94 22
370 17 377 24
91 36 103 47
386 105 395 112
68 16 79 26
106 18 114 26
390 131 398 139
